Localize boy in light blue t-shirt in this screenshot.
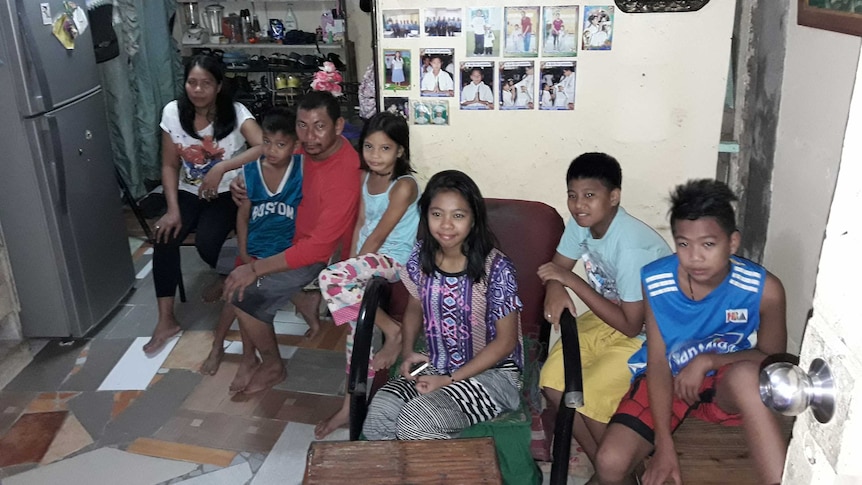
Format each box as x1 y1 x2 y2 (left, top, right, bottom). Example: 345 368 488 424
537 152 670 465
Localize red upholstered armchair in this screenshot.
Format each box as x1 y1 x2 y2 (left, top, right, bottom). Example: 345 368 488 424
348 198 583 484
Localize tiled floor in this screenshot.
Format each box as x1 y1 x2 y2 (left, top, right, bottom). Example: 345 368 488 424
0 242 356 484
0 230 589 484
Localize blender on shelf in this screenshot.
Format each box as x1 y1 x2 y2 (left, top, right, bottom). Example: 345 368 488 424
179 1 204 44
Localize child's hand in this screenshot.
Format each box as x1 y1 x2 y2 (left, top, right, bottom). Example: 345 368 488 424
415 375 449 395
199 165 224 200
537 262 570 285
230 175 248 206
239 253 254 265
673 354 711 405
642 443 682 485
399 352 429 380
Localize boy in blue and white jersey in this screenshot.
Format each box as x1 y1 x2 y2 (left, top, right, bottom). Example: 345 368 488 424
595 179 787 485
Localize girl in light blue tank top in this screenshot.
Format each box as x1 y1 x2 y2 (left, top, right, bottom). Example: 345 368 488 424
315 112 419 439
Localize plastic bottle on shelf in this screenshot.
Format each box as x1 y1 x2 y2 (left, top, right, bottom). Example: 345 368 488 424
284 4 298 31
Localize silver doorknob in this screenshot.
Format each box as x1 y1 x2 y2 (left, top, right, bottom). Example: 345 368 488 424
759 358 834 423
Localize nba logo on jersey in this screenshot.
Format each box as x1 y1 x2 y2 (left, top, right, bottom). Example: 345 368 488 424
726 309 749 324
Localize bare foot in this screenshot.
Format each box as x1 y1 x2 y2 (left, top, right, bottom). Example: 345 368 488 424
201 276 225 303
229 356 260 395
371 332 402 371
293 291 322 339
143 318 181 355
304 323 320 340
241 360 286 395
314 404 349 439
200 345 225 375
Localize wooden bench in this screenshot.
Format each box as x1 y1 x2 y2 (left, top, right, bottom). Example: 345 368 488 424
304 437 502 484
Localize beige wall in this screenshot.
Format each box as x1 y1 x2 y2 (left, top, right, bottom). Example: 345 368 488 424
346 2 374 77
763 1 861 354
371 0 735 241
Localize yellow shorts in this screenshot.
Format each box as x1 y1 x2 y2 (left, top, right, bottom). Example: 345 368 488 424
539 311 644 423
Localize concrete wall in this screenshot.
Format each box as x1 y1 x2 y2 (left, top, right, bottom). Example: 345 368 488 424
763 0 860 354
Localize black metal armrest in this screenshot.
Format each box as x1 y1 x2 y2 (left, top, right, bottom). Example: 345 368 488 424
348 276 390 441
550 308 584 484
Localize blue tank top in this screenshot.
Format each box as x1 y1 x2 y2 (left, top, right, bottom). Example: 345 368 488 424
244 155 303 258
628 254 765 378
355 173 419 265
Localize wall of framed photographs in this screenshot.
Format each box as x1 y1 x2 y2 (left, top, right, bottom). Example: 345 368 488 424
374 0 735 229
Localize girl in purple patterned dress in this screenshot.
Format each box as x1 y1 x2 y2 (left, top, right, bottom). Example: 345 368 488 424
362 170 525 440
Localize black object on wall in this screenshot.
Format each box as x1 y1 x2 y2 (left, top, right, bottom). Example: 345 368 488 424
360 0 372 13
87 2 119 63
614 0 710 13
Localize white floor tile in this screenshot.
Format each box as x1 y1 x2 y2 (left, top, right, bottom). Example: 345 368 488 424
4 447 196 485
175 463 252 485
97 336 180 391
251 422 348 485
135 260 153 280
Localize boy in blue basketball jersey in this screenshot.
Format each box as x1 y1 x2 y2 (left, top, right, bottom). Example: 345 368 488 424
595 179 787 485
201 108 304 379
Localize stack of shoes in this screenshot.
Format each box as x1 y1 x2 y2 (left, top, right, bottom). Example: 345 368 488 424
222 50 250 70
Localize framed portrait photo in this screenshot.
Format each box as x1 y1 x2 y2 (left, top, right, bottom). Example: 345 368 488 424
798 0 862 37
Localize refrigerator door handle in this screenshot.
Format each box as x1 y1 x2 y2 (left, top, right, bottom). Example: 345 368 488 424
44 116 68 215
12 0 52 112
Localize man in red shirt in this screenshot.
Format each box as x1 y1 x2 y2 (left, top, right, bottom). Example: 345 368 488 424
223 91 361 395
521 10 533 53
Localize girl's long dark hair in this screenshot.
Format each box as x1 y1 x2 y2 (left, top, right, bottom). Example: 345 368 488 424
417 170 496 283
177 55 237 141
358 112 414 181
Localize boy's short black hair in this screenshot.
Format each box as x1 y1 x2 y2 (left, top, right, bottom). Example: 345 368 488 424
669 179 738 236
297 91 341 124
261 107 296 137
566 152 622 190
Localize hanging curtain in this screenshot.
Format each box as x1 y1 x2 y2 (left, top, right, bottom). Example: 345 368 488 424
98 0 182 199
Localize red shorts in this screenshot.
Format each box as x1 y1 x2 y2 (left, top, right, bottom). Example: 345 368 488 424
609 364 742 444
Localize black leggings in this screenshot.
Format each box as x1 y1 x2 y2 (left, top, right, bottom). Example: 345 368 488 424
153 190 237 298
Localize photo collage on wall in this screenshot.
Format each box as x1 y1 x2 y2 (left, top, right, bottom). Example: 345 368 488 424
381 5 615 123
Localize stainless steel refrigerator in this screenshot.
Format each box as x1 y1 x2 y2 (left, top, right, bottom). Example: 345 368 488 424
0 0 134 337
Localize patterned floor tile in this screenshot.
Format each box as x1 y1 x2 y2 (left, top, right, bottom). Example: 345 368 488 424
174 462 252 485
0 411 68 466
24 391 80 413
278 348 346 396
180 358 269 416
0 391 36 436
111 390 144 419
40 413 93 464
154 409 287 454
3 340 88 392
162 331 215 372
126 437 236 467
3 447 197 485
60 338 134 392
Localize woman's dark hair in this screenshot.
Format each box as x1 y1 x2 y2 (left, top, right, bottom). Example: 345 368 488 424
358 112 414 181
417 170 496 283
669 179 738 236
177 54 237 141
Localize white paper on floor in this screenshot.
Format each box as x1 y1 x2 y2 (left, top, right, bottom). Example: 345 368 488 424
97 336 180 391
251 422 349 485
4 447 196 485
175 462 252 485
